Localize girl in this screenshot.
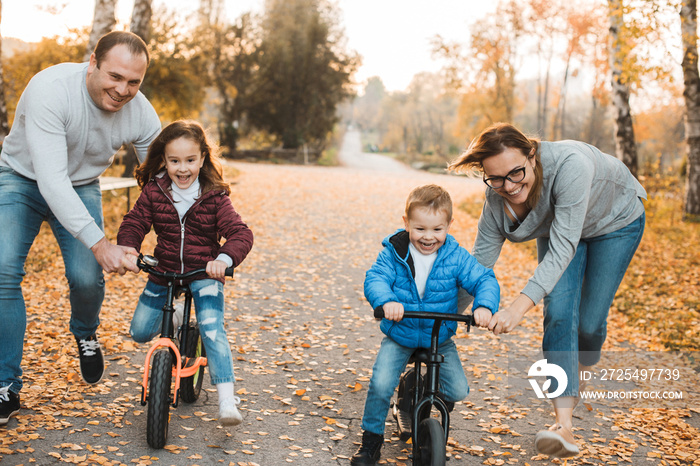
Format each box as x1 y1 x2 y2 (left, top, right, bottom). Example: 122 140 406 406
118 120 254 426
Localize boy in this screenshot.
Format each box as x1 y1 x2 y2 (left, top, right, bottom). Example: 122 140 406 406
351 184 500 465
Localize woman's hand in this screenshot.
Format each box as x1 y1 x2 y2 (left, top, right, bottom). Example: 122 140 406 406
206 260 228 279
488 294 534 335
383 301 405 321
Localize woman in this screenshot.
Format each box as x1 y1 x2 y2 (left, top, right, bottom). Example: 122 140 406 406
448 123 646 458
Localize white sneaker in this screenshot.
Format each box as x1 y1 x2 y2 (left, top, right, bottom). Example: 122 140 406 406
219 396 243 426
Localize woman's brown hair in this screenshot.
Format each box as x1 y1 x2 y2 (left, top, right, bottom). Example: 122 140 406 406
448 122 544 209
134 120 230 195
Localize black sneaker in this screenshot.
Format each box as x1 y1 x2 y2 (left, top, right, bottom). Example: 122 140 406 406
0 385 20 425
350 431 383 466
75 334 104 384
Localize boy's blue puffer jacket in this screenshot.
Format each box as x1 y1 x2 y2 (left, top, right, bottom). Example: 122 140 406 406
364 229 500 349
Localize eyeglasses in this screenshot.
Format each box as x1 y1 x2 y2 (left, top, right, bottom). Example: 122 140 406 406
483 164 527 189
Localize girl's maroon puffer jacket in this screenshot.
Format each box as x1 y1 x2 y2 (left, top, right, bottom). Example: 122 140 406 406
117 172 254 286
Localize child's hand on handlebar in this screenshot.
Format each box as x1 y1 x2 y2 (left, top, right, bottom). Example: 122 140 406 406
206 260 228 279
383 301 404 321
472 307 492 328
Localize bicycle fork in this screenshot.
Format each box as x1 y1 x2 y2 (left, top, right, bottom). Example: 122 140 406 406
411 321 450 460
140 285 207 408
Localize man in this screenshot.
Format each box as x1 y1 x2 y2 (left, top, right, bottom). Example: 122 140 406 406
0 31 161 425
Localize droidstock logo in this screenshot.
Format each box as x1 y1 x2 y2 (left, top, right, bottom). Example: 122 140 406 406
528 359 568 399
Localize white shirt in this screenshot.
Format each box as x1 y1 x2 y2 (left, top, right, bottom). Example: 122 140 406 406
170 178 200 220
409 243 438 299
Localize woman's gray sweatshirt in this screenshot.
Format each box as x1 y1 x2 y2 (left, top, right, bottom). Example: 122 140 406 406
472 140 647 304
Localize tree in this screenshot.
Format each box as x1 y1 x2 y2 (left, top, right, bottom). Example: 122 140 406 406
432 0 524 142
552 5 604 140
353 77 386 133
84 0 117 60
3 33 87 125
0 0 10 142
138 4 209 121
608 0 639 177
681 0 700 219
130 0 152 44
120 0 153 178
248 0 358 149
525 0 567 139
193 0 260 153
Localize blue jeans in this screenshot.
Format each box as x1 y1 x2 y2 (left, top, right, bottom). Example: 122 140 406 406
0 167 105 393
130 279 235 385
538 211 645 397
361 336 469 435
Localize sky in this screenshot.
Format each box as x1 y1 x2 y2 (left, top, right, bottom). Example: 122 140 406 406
1 0 498 92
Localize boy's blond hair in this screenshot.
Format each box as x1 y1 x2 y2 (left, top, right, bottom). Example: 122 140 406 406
405 184 453 222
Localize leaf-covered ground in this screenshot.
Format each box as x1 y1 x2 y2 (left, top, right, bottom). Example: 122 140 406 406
1 155 698 465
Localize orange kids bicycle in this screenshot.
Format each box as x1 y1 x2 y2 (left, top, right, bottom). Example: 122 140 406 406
136 254 233 449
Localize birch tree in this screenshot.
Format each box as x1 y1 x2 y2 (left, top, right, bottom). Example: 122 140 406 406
120 0 153 177
130 0 153 43
84 0 117 61
681 0 700 219
608 0 639 178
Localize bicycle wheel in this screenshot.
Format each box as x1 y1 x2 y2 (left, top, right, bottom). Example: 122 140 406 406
147 349 172 449
180 322 206 403
416 418 446 466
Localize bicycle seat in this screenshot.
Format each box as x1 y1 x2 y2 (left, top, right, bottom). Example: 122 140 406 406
408 349 431 364
408 348 445 365
173 285 189 298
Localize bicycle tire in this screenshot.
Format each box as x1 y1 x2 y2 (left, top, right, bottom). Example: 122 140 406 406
147 349 172 449
180 322 206 403
416 417 446 466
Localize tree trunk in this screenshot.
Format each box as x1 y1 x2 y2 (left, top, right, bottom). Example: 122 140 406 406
681 0 700 219
0 1 10 142
608 0 638 178
554 53 572 141
84 0 117 61
118 0 153 178
130 0 152 44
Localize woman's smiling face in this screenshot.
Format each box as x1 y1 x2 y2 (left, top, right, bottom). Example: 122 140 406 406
481 147 536 206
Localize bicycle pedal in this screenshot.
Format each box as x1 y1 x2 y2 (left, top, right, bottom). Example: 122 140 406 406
396 408 412 441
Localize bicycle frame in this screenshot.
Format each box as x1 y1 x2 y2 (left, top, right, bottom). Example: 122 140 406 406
374 306 475 462
137 255 232 407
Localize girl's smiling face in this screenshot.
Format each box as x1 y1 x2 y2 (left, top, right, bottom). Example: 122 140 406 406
164 136 205 190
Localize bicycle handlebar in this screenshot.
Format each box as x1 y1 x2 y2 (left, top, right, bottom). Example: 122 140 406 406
373 306 476 327
137 254 234 280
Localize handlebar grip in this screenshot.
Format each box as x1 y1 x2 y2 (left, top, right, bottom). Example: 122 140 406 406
374 306 385 319
225 267 234 277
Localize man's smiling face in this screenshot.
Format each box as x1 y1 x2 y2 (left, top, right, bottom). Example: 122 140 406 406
85 44 147 112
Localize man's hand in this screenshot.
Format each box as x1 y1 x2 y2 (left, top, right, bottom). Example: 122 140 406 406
206 260 228 279
472 307 492 328
121 252 139 271
91 237 139 274
383 301 404 322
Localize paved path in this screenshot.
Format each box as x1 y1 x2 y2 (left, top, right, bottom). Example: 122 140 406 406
2 130 698 465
